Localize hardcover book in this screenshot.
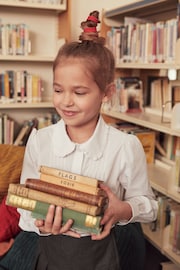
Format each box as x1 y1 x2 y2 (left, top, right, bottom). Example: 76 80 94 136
6 193 103 234
39 165 103 187
8 183 104 216
25 178 107 207
40 172 105 196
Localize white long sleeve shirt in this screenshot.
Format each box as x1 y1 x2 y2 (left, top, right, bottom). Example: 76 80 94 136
18 116 158 234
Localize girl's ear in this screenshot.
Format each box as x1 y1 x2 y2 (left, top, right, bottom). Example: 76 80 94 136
102 83 116 103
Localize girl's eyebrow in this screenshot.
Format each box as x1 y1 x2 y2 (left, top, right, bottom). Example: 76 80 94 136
53 82 89 90
53 82 61 87
74 85 89 90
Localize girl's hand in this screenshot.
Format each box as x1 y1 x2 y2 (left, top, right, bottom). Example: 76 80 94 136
34 205 81 238
91 184 132 240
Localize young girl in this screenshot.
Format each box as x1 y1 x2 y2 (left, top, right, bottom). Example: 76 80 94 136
18 11 158 270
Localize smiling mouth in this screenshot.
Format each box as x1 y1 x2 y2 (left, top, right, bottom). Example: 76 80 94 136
62 110 77 116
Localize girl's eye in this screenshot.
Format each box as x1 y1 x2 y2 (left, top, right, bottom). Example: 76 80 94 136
54 88 62 93
75 92 86 95
75 89 88 95
74 87 88 95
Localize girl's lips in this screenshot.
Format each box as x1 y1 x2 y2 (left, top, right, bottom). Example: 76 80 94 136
62 110 77 116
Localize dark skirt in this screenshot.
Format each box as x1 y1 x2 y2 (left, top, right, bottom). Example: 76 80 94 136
0 223 145 270
34 229 120 270
114 223 146 270
0 231 39 270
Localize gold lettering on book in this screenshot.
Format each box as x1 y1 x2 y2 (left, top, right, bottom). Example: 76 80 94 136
58 172 77 181
59 179 75 187
85 215 99 228
9 194 36 210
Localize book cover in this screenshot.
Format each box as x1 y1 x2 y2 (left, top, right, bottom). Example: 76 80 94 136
13 120 32 146
25 179 107 207
6 193 103 234
8 183 104 216
40 172 105 196
39 165 102 188
119 77 143 113
135 129 155 164
115 123 155 164
171 209 180 254
175 137 180 191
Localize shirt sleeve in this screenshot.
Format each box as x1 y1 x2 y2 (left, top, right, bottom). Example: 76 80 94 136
118 134 158 224
18 129 43 234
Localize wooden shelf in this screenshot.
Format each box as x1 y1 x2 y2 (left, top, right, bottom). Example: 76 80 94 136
0 1 69 105
143 224 180 267
104 0 177 22
101 109 180 136
0 0 67 12
147 163 171 196
147 162 180 203
115 62 180 70
162 226 180 267
163 247 180 267
167 186 180 203
0 1 68 129
0 102 53 109
142 223 163 251
0 55 55 62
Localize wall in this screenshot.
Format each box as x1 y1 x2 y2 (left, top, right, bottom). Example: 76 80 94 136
70 0 136 40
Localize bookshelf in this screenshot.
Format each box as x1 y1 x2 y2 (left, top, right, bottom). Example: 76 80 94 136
0 0 70 142
101 0 180 267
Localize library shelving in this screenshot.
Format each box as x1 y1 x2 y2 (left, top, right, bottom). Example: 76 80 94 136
101 0 180 267
0 0 71 141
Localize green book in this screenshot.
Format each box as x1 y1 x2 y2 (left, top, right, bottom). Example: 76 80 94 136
6 193 103 234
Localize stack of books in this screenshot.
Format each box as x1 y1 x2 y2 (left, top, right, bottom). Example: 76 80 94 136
6 166 107 234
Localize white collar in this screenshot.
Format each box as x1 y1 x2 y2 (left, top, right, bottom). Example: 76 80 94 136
52 116 109 161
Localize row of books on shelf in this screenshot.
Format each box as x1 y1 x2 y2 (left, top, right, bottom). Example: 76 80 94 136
158 134 180 162
6 165 107 234
149 192 180 256
0 70 43 104
146 77 180 114
102 77 143 113
111 121 155 164
106 16 177 64
102 76 180 117
155 135 180 192
0 22 31 56
0 112 60 145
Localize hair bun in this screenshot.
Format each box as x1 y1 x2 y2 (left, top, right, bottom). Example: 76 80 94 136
79 10 105 45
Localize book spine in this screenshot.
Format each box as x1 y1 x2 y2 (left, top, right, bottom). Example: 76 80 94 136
25 179 107 207
6 193 102 234
175 137 180 192
40 172 105 196
8 183 103 216
39 165 101 187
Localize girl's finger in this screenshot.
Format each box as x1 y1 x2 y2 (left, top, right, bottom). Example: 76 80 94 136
44 205 56 231
51 206 63 234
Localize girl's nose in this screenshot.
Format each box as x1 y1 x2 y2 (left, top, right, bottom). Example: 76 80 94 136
63 93 73 106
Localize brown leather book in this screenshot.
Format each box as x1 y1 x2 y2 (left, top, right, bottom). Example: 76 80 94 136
40 172 106 196
25 178 107 207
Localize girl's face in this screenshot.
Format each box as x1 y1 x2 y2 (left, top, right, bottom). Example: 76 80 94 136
53 58 109 141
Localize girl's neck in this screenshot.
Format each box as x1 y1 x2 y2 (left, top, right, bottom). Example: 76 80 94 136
66 120 98 144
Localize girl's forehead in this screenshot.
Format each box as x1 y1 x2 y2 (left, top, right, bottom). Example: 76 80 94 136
57 56 90 66
54 61 94 81
55 58 94 75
